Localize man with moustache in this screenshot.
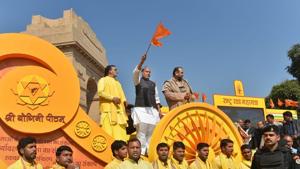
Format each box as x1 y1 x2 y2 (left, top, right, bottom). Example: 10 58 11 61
251 125 294 169
50 145 80 169
131 54 161 155
189 143 212 169
170 142 188 169
8 137 43 169
153 143 173 169
212 139 240 169
162 67 195 110
105 140 127 169
118 138 153 169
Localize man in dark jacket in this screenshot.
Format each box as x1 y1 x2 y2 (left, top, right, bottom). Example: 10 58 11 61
131 54 161 155
251 125 294 169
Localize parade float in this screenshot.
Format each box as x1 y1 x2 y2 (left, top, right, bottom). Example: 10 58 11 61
0 33 297 168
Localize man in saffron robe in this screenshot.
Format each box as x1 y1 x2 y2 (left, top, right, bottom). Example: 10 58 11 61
118 138 153 169
240 144 252 169
153 143 173 169
212 139 240 169
170 142 189 169
105 140 127 169
8 137 43 169
189 143 212 169
98 65 128 140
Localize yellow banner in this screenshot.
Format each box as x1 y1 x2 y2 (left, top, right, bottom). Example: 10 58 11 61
213 95 265 108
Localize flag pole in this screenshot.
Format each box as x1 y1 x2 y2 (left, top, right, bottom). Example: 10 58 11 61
145 42 152 55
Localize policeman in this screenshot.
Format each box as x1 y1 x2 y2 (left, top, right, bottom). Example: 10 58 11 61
251 125 294 169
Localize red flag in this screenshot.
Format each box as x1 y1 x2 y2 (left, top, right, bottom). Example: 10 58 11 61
193 92 199 101
269 98 274 108
151 22 171 47
202 93 207 102
277 98 284 107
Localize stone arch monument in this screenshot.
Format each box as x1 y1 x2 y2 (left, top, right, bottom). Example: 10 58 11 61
23 9 107 123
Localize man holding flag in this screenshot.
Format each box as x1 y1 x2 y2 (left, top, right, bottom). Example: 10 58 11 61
129 22 171 155
131 54 161 156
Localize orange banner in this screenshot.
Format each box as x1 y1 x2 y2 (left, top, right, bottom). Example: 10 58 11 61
0 121 105 169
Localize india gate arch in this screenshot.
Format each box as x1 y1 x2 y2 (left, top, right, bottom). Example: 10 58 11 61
86 77 100 123
22 9 108 123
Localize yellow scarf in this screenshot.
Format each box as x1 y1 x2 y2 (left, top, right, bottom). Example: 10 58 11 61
170 157 188 169
153 159 174 169
218 153 239 169
240 160 251 169
49 163 65 169
194 157 212 169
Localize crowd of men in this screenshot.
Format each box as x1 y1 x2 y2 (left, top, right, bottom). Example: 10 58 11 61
235 111 300 169
98 54 195 155
8 53 300 169
103 124 300 169
96 53 300 169
9 123 300 169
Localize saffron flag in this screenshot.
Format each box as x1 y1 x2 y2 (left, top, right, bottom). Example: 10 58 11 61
293 101 299 107
151 22 171 47
202 93 207 102
193 92 199 101
285 99 293 107
285 99 299 107
277 98 284 107
292 100 299 107
269 98 274 108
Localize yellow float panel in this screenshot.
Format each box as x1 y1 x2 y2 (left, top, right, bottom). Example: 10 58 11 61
149 102 243 164
0 33 113 168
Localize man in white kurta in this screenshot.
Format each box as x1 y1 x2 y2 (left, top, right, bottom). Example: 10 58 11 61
131 54 161 155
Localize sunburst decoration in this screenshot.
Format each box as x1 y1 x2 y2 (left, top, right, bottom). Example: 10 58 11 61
149 103 243 163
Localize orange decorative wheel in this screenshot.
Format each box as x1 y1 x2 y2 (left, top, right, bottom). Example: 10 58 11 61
149 102 243 163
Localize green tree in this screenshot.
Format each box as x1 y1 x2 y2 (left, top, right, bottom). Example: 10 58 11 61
266 80 300 109
287 44 300 81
